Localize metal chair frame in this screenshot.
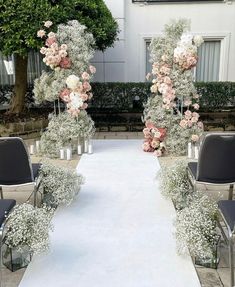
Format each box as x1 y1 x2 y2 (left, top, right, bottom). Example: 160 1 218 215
0 137 41 206
187 132 235 199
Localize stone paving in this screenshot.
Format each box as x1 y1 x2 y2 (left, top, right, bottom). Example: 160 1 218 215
1 132 233 287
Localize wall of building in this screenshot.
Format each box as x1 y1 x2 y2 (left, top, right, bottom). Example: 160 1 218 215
91 0 126 82
93 0 235 83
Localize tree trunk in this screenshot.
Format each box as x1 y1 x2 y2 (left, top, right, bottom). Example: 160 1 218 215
9 54 28 114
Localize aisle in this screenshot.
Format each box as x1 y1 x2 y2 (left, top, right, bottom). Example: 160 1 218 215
19 140 200 287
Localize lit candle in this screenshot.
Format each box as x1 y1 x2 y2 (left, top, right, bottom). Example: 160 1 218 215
84 140 88 153
88 143 93 154
35 140 40 153
194 146 199 160
29 144 34 155
187 142 192 158
60 148 65 160
66 148 72 160
77 144 82 155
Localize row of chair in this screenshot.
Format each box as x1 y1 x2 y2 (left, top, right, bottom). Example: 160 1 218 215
187 132 235 287
0 137 42 286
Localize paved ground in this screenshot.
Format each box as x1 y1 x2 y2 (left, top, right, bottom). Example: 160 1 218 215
1 132 233 287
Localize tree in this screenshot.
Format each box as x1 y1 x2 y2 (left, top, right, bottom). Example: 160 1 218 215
0 0 118 113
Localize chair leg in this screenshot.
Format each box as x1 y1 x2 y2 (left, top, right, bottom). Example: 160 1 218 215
229 184 234 200
229 236 234 287
0 187 3 200
0 230 3 287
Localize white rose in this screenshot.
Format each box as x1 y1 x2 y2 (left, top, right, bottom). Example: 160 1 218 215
69 92 84 109
193 35 204 47
66 75 80 90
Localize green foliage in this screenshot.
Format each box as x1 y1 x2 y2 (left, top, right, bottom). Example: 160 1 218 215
0 0 118 56
196 81 235 110
1 82 235 111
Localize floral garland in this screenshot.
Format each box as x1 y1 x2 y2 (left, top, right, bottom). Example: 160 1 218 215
143 19 204 156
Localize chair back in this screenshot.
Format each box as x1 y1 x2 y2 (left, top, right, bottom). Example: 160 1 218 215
0 137 34 186
197 133 235 184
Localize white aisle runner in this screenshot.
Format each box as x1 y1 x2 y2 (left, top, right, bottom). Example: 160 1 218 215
19 140 200 287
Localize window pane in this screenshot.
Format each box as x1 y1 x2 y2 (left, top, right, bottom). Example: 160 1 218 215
196 40 221 82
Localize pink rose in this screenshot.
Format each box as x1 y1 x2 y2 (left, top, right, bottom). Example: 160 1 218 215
88 92 93 99
184 110 192 120
60 88 71 102
191 116 199 123
37 30 46 38
81 94 88 101
40 47 47 54
142 141 154 152
82 72 90 81
59 57 71 69
164 76 172 85
151 140 160 149
193 103 200 110
192 112 199 118
197 121 204 129
46 37 56 47
180 119 187 129
191 134 199 142
83 81 91 92
150 84 158 93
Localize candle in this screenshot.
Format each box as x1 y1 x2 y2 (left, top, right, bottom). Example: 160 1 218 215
77 144 82 155
36 140 40 153
29 144 34 155
60 149 65 160
84 140 88 153
66 148 72 161
187 142 192 158
194 146 199 160
88 143 93 154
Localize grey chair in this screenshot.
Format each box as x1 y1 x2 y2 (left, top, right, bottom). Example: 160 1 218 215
0 137 42 206
0 199 16 287
187 133 235 199
218 200 235 287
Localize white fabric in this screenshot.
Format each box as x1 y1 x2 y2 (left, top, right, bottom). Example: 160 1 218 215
19 140 200 287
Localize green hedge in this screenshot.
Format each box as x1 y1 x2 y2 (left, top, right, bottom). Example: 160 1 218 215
90 82 235 112
0 82 235 112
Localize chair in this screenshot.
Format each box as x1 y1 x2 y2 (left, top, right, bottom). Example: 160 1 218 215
218 200 235 287
187 132 235 199
0 137 42 206
0 199 16 287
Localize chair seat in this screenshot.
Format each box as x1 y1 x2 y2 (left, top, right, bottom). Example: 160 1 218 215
218 200 235 232
188 162 197 179
0 199 16 226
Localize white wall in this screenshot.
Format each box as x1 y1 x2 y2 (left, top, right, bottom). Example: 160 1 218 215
91 0 126 82
93 0 235 82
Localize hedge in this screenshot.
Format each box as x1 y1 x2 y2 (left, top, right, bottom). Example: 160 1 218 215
0 82 235 112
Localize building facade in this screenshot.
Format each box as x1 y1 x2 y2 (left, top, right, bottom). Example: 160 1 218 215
91 0 235 83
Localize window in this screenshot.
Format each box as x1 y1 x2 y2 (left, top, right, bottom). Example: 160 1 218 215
196 40 221 82
0 51 47 85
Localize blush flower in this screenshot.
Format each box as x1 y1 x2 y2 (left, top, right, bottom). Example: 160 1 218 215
37 30 46 38
191 134 199 142
44 21 53 28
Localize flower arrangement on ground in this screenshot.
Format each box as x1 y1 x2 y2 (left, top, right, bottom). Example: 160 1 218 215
143 19 204 156
159 159 219 263
4 203 54 254
175 192 218 260
34 20 96 157
39 161 84 207
142 122 166 157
